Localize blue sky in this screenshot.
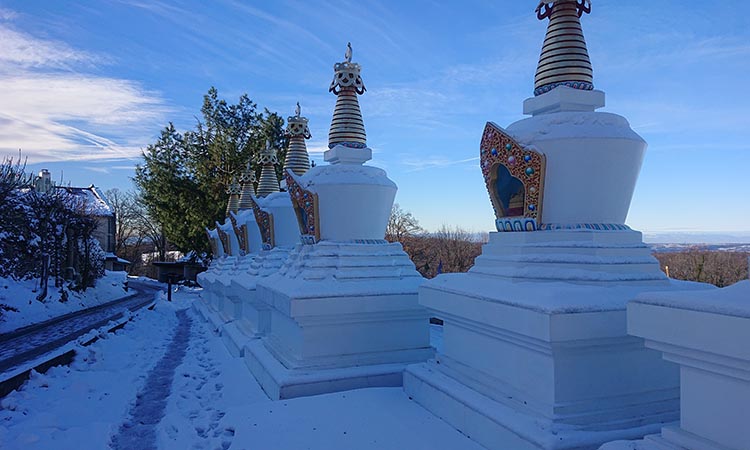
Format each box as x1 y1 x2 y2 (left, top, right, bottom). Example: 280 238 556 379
1 1 749 237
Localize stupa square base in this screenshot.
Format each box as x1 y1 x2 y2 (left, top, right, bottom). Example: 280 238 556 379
245 258 433 399
191 296 212 322
402 229 715 450
405 362 667 450
192 293 230 333
244 338 425 400
403 289 678 450
605 283 750 450
220 320 259 357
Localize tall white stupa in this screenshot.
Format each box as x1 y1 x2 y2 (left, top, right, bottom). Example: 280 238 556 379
403 2 712 449
244 43 432 400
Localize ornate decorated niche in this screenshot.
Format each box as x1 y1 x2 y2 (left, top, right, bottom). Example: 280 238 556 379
285 169 320 244
480 122 546 232
245 195 275 250
228 212 248 255
215 221 232 256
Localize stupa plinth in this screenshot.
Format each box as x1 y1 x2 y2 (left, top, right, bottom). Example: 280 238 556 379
244 44 432 400
403 3 712 449
601 282 750 450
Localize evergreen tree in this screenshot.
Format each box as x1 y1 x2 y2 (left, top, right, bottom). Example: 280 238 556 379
134 88 286 256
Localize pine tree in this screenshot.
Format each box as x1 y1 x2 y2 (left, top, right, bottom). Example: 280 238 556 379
134 88 286 256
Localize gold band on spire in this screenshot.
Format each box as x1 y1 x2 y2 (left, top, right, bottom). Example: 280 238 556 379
284 102 312 176
534 0 593 96
328 42 367 149
256 140 280 197
238 160 257 209
225 175 241 217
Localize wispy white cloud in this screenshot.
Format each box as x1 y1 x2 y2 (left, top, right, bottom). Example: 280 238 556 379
401 156 479 172
0 12 166 163
0 26 101 70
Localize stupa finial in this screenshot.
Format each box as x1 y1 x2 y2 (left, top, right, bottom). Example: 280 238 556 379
256 139 280 197
238 159 257 209
284 102 312 176
533 0 594 96
225 175 241 216
328 42 367 149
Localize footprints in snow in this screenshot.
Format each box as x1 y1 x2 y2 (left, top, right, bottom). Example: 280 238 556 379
173 311 234 449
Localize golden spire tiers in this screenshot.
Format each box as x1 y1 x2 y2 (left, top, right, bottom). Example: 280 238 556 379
328 42 367 149
255 139 280 197
225 175 241 217
238 160 257 210
283 102 312 176
534 0 593 96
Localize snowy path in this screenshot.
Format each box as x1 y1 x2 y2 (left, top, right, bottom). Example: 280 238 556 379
0 296 179 449
0 284 159 375
110 309 192 450
1 289 484 450
156 305 269 449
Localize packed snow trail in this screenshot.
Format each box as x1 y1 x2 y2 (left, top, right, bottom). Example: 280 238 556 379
110 309 192 450
155 306 270 449
0 283 160 375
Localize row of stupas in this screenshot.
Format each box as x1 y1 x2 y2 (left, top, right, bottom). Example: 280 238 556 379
195 3 746 450
197 41 429 396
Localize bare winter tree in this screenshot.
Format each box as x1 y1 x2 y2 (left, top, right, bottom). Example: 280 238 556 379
106 188 140 254
105 189 168 275
386 203 424 243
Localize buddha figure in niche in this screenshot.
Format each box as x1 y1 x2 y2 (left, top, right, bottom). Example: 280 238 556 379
494 163 525 217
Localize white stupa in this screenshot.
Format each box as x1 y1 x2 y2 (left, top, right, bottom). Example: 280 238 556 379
219 113 312 356
244 43 432 400
403 2 712 449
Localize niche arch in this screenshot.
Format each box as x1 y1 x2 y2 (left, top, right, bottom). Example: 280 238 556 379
480 122 546 232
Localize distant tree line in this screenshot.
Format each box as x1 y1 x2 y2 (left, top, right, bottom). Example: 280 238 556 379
134 87 286 257
654 250 749 287
0 156 104 305
387 205 749 287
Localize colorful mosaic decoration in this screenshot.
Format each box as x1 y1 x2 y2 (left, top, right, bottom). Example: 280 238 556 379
285 169 320 244
215 222 232 256
480 121 546 232
246 195 275 250
229 213 247 255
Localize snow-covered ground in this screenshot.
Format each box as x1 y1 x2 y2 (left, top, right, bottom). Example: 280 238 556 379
0 288 481 450
0 271 129 334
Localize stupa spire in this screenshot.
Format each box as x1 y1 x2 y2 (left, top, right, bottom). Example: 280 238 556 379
255 139 280 197
533 0 593 96
238 159 257 209
284 102 312 176
328 42 367 149
225 175 241 216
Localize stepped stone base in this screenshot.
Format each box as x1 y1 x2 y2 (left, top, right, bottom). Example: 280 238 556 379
404 230 714 450
245 241 433 399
